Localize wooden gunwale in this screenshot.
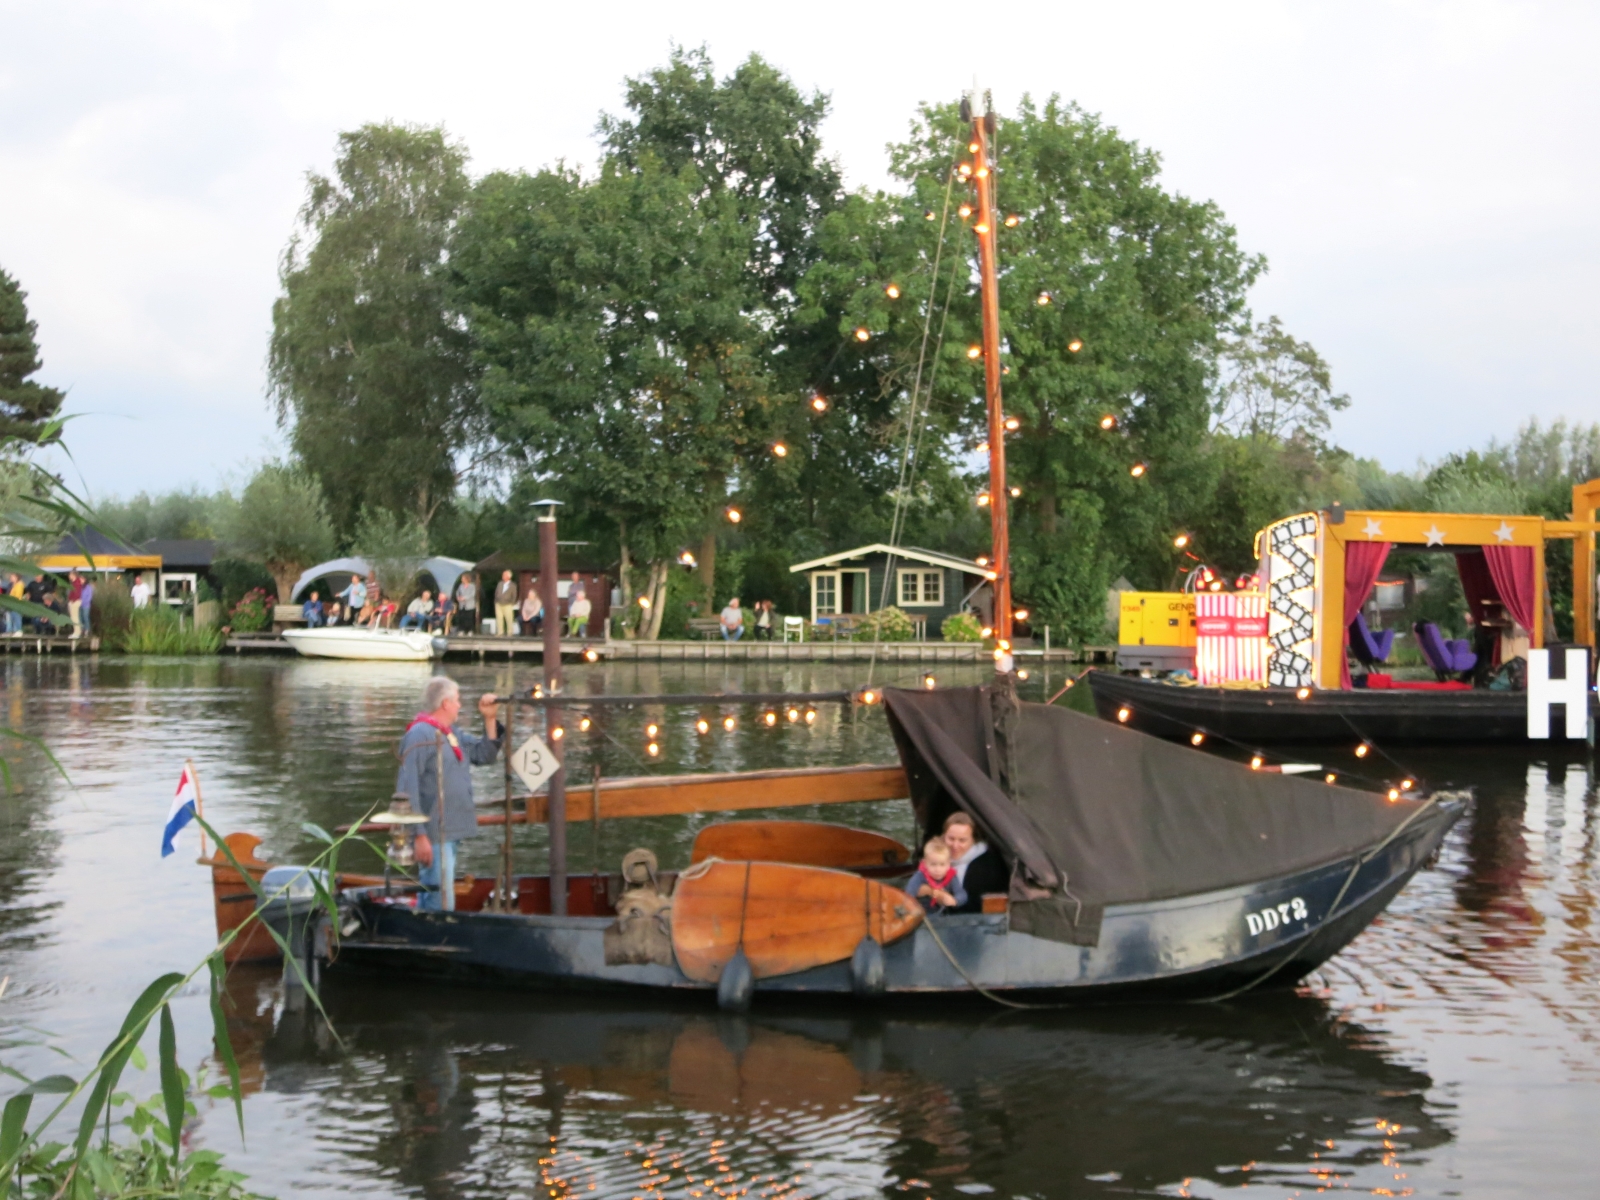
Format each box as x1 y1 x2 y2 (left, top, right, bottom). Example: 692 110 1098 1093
336 763 910 834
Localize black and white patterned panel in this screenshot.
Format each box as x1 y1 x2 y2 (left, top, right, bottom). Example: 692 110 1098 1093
1266 516 1317 688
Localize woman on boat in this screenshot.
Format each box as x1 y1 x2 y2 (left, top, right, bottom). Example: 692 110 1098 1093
941 812 1009 914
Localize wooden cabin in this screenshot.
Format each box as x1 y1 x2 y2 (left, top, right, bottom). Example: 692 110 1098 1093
788 544 990 637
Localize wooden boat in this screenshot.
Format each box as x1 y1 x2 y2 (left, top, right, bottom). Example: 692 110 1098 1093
1087 669 1598 744
281 626 446 661
222 682 1461 1010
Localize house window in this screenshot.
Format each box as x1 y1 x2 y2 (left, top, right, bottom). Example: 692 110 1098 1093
897 569 943 607
812 572 838 617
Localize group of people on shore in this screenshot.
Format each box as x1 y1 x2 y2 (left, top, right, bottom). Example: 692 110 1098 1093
299 569 599 638
4 570 97 637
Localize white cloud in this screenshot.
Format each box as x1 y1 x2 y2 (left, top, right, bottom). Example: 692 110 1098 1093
4 0 1598 498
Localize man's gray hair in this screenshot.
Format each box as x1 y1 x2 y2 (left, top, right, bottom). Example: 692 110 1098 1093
421 676 461 713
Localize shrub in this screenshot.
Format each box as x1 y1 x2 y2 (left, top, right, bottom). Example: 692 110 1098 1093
93 577 134 642
229 588 274 633
942 611 985 642
852 606 915 642
110 603 223 654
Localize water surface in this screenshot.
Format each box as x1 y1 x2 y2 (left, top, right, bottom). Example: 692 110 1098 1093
0 656 1594 1198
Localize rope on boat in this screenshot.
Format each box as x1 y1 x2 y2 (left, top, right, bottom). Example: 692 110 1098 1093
1196 793 1444 1005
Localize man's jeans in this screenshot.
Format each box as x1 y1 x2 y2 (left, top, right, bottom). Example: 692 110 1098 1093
399 613 426 630
722 625 743 641
418 839 459 911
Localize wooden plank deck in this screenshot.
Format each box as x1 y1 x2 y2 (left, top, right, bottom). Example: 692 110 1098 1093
0 634 100 654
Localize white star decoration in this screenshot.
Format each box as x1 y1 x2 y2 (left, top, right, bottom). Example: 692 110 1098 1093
1494 521 1515 543
1423 524 1446 546
1363 518 1383 538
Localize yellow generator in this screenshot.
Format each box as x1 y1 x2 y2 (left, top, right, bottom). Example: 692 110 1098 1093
1116 592 1197 673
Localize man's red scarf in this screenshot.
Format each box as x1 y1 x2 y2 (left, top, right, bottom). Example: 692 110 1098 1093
408 712 462 760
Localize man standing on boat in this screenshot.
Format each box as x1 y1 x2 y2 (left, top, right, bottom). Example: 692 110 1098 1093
394 676 502 912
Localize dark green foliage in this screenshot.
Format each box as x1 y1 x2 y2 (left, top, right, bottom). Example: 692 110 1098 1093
227 588 274 633
90 489 219 543
270 123 481 536
211 558 277 608
0 268 64 444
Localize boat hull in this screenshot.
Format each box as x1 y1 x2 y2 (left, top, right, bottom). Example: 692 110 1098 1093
1088 670 1594 744
325 799 1460 1004
282 627 446 661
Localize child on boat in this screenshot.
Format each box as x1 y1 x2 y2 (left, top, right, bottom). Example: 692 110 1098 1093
905 837 967 915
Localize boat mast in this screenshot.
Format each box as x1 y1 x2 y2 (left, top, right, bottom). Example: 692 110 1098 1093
966 88 1012 662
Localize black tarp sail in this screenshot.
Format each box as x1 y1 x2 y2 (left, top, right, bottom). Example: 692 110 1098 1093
884 685 1425 945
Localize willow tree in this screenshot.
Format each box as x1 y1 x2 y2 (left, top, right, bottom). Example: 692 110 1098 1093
269 123 482 536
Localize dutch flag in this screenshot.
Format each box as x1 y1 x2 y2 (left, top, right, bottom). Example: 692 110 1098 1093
162 764 199 857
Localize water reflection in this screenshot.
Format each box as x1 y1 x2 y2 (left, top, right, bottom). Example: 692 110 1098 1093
215 971 1445 1200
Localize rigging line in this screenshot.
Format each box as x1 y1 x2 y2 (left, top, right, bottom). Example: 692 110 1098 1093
867 168 959 683
1332 708 1426 790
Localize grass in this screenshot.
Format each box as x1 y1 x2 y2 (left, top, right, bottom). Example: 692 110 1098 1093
107 604 224 655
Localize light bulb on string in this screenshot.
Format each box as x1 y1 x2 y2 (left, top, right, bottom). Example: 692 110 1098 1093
1003 416 1020 431
958 204 973 219
1016 668 1030 680
1296 686 1312 700
973 222 990 235
786 707 800 723
1004 214 1019 227
1130 462 1147 478
1067 338 1084 353
976 441 989 455
1116 706 1132 723
967 141 980 153
980 626 994 638
695 718 710 735
1250 754 1264 770
811 394 828 412
854 327 871 342
976 492 990 507
637 595 652 610
725 507 742 523
803 708 817 724
967 345 982 359
722 715 737 732
771 443 788 458
1355 742 1371 758
924 209 936 221
976 555 989 567
1009 486 1022 498
677 549 697 567
1191 731 1206 746
884 283 901 299
1173 533 1191 549
1099 415 1117 430
762 710 777 727
583 647 599 663
1325 772 1338 784
646 724 659 738
1036 291 1052 306
1014 609 1029 621
958 162 973 177
578 716 592 732
647 742 660 757
923 673 937 690
975 166 989 178
551 726 564 741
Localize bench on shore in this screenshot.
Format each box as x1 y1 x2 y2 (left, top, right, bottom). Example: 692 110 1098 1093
688 618 724 640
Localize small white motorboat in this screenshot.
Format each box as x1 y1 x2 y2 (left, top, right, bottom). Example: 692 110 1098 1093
281 627 447 662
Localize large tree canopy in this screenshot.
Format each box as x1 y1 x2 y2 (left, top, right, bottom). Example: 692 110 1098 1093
0 267 65 444
269 123 481 536
816 98 1263 638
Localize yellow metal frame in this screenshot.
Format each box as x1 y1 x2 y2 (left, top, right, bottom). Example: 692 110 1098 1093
36 554 161 571
1312 502 1600 688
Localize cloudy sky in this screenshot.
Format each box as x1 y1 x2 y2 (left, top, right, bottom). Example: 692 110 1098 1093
4 0 1597 502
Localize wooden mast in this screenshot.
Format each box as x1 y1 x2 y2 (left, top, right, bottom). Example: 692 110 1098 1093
967 89 1012 661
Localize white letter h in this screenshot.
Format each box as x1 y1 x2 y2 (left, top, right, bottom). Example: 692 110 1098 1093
1526 649 1592 739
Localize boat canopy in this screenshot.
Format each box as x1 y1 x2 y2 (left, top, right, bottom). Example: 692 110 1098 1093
884 685 1424 946
290 556 476 602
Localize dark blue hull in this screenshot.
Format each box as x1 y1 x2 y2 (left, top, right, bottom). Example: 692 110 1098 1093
328 799 1461 1004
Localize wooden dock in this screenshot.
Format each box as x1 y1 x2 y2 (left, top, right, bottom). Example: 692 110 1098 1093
0 634 100 654
224 632 1109 664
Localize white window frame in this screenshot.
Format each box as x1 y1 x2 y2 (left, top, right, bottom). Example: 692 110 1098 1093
897 568 943 607
811 571 839 619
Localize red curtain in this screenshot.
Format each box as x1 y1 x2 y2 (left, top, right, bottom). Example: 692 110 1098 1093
1341 541 1391 689
1483 545 1536 633
1456 550 1496 616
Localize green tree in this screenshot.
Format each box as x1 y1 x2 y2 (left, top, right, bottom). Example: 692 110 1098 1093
351 504 428 601
222 462 335 600
815 97 1263 640
269 123 482 536
1214 315 1350 449
0 267 65 443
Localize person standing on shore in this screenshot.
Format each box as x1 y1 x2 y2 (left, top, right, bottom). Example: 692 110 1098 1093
493 570 517 637
130 574 151 609
341 575 368 625
394 677 502 912
67 572 84 637
454 574 477 635
78 576 94 636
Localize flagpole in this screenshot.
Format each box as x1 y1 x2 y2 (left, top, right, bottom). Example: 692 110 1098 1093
186 757 209 860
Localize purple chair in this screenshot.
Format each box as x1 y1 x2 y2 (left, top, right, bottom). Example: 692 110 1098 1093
1349 614 1394 668
1414 621 1477 681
